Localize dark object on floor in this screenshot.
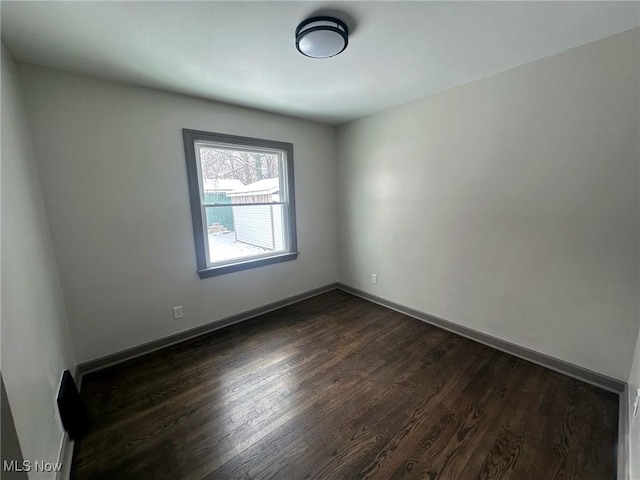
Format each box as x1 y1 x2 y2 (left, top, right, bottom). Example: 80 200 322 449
57 370 89 440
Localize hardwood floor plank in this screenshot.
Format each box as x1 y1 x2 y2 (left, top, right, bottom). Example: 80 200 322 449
204 328 458 480
72 290 618 480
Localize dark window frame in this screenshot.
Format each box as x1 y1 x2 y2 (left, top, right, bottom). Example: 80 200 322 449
183 129 298 278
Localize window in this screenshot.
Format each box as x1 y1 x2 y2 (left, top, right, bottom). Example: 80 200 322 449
183 129 298 278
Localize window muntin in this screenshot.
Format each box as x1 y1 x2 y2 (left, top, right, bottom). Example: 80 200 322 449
183 130 297 278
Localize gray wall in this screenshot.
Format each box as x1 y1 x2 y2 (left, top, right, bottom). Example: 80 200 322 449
1 45 77 477
336 29 640 381
17 66 338 363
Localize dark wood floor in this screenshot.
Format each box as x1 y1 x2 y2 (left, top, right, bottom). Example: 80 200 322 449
72 290 618 479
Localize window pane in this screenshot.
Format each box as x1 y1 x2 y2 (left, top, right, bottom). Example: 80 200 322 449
199 146 280 204
206 204 286 264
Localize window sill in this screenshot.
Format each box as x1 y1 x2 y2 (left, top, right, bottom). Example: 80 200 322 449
197 252 299 278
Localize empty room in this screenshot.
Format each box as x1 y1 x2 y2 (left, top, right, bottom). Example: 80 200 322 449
2 1 639 479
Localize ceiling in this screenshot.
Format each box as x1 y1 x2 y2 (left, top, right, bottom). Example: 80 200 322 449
2 1 638 125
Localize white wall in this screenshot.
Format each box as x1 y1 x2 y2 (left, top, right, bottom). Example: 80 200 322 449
1 45 77 478
630 136 640 477
630 326 640 478
337 29 640 381
17 66 338 363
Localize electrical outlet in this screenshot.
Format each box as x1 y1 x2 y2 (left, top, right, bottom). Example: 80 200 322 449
172 306 184 320
634 388 640 417
371 274 377 284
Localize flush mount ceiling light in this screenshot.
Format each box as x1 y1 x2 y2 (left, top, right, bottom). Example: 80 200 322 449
296 16 349 59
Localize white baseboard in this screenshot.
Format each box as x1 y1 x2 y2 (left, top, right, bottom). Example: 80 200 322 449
55 433 73 480
619 384 630 480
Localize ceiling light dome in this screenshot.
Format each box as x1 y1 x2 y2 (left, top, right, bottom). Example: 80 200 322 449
296 16 349 59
